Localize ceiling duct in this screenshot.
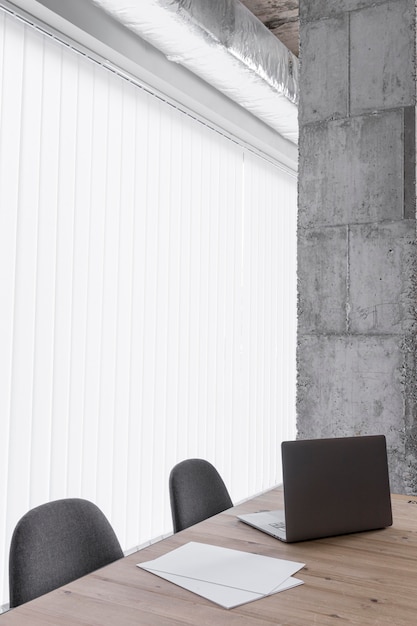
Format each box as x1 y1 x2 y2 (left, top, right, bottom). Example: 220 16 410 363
90 0 299 143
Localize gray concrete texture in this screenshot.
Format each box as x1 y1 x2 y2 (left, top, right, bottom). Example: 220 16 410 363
298 226 348 334
300 0 415 118
349 221 417 335
297 0 417 493
298 111 404 227
302 0 405 22
350 1 416 114
299 221 417 335
299 17 348 124
297 334 409 491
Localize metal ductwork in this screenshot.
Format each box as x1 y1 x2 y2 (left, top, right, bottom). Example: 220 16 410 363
90 0 299 143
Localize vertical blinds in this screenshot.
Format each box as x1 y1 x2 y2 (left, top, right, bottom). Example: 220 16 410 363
0 7 297 607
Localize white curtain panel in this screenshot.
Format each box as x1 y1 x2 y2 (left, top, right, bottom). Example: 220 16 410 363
0 7 297 607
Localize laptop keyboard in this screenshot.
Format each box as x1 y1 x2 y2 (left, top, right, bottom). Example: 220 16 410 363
269 521 286 530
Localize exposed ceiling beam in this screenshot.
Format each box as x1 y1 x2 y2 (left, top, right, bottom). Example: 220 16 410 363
239 0 299 56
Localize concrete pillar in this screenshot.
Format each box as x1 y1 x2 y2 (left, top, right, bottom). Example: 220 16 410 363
297 0 417 493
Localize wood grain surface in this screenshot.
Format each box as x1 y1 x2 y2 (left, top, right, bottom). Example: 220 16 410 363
2 488 417 625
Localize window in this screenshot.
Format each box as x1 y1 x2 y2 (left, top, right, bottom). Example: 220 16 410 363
0 5 297 607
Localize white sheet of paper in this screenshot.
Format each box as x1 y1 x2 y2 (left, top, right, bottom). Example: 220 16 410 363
137 542 305 608
147 571 303 609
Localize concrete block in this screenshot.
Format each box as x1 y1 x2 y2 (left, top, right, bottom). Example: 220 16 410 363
349 221 417 334
298 226 348 333
404 107 416 219
350 0 415 114
298 111 403 228
300 0 387 22
296 334 405 490
299 17 348 124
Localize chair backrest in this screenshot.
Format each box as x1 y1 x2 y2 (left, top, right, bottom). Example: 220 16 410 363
169 458 233 533
9 498 124 607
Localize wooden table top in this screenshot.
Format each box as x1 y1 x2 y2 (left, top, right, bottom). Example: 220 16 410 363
2 488 417 625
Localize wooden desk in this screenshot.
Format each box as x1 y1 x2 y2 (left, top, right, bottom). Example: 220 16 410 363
2 488 417 625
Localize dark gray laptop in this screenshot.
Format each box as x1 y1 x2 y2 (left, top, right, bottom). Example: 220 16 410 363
238 435 392 542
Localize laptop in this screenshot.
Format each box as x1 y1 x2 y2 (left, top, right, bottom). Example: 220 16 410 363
238 435 392 542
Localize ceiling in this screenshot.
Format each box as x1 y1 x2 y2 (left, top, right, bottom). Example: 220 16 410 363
239 0 299 56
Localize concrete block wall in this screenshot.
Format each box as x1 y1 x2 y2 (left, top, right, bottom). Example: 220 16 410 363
297 0 417 493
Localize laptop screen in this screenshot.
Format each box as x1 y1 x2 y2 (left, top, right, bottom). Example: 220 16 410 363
281 435 392 542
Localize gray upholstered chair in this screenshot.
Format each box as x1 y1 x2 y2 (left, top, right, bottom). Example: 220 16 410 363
9 498 124 608
169 458 233 533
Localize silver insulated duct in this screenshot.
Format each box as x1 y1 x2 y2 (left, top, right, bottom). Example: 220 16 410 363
90 0 299 143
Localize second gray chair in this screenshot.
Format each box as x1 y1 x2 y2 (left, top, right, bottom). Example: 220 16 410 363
169 458 233 533
9 498 124 608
